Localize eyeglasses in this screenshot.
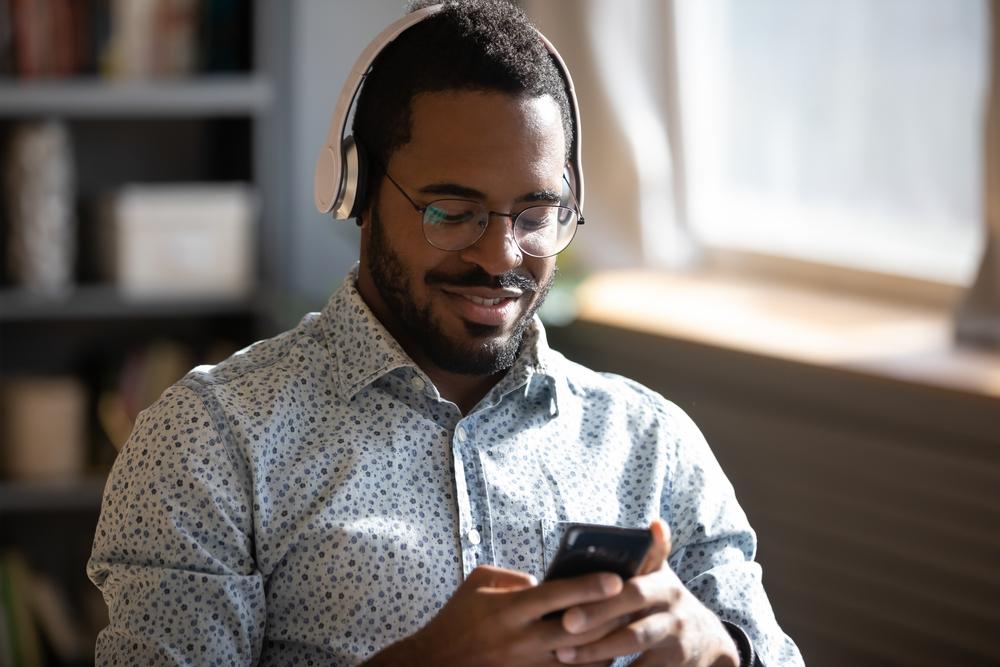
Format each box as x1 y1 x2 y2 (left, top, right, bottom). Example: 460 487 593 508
380 169 584 258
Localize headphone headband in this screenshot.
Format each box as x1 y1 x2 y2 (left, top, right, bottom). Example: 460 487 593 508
314 3 584 219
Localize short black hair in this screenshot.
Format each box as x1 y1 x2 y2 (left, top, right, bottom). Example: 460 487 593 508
351 0 574 208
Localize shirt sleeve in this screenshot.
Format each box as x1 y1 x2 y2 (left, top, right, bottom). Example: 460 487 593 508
87 380 265 666
656 397 804 667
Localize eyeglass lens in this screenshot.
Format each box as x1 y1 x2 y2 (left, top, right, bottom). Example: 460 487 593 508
422 200 578 257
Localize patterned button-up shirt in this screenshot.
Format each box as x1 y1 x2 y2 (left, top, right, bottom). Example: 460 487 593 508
88 271 803 666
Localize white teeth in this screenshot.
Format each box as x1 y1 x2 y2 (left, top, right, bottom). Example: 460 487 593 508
464 295 505 306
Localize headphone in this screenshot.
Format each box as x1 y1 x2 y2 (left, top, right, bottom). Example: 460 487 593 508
313 3 584 221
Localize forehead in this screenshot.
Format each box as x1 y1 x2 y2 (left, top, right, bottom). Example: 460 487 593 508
389 90 567 192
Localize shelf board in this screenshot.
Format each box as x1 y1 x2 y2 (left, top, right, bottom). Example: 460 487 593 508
0 285 259 322
0 476 106 513
0 76 274 117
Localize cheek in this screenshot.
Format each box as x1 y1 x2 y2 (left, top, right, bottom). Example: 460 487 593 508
529 258 557 290
378 213 439 286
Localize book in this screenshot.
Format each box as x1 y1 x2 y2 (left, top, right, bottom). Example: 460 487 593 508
98 340 195 450
0 0 13 76
0 551 43 667
0 376 87 481
26 568 90 661
5 0 249 80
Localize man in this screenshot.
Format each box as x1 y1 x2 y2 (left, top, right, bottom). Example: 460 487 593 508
88 2 804 666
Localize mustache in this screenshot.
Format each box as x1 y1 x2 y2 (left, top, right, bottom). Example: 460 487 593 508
425 266 538 293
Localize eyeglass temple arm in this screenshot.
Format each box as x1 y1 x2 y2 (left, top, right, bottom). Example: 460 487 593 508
563 172 585 224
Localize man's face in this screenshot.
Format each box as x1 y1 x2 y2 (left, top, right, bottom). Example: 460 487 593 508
360 90 566 376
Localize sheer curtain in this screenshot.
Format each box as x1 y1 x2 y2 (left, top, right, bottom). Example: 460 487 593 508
673 0 988 285
956 1 1000 346
522 0 695 271
525 0 996 341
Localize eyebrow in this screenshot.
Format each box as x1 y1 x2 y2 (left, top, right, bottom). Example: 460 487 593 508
417 182 562 204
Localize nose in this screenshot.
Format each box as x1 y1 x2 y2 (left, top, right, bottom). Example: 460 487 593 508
458 213 523 275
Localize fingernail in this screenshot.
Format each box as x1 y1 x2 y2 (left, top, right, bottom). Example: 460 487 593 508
556 647 576 662
600 573 622 595
527 574 538 586
563 607 586 633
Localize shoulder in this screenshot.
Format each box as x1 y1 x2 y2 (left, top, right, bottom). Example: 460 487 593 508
546 349 699 439
124 310 333 456
165 309 341 423
185 310 328 390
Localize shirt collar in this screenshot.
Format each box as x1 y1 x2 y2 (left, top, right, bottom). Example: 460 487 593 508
323 269 417 400
483 318 563 417
322 267 561 409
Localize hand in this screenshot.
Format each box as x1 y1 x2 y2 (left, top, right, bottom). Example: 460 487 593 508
364 564 629 667
554 520 740 667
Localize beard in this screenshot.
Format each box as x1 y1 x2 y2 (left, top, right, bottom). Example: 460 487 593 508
367 204 555 376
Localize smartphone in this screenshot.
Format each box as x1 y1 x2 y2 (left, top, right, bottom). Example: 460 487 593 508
544 523 653 582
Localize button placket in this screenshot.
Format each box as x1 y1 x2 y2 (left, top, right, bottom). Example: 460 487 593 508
452 421 485 576
453 421 490 572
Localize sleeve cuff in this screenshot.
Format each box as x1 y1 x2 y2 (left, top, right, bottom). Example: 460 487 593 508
721 621 758 667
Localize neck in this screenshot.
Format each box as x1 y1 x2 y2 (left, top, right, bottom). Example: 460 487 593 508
355 262 504 414
423 366 503 415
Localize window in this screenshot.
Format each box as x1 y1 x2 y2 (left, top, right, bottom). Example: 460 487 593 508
672 0 990 285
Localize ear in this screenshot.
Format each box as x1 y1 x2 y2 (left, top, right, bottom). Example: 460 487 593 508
356 195 376 230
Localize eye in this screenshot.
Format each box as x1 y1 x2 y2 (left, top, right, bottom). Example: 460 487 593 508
441 211 474 223
518 217 549 232
517 207 561 230
425 202 481 225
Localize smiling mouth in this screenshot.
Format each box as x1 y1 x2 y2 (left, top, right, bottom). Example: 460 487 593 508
440 288 525 328
462 294 509 306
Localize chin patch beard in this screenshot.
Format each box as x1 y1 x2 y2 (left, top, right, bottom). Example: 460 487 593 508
368 204 555 376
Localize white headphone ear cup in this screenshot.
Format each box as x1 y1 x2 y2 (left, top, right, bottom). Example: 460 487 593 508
335 136 361 219
347 139 370 220
314 146 340 214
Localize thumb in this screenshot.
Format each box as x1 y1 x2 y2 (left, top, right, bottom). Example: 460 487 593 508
467 564 538 591
638 518 673 575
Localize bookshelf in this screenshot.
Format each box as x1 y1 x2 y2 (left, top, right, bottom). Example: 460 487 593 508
0 76 274 117
0 1 290 663
0 285 261 322
0 478 107 514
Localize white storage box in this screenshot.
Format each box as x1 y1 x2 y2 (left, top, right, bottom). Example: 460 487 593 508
108 183 257 298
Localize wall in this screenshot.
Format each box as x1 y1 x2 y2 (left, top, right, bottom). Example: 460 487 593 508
286 0 406 305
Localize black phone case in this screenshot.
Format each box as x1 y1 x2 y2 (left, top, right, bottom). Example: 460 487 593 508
544 523 653 582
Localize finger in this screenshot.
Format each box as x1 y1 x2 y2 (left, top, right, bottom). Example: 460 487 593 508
549 660 612 667
556 611 682 664
537 614 631 650
655 518 673 557
637 519 672 575
468 564 538 590
562 570 682 634
505 572 623 624
629 645 685 667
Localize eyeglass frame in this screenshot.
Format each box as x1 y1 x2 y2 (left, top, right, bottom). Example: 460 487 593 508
377 167 585 259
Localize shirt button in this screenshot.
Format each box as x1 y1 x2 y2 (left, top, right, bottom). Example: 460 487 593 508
467 528 482 545
410 376 426 391
456 426 468 443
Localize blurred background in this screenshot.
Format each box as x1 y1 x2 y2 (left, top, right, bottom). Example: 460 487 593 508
0 1 997 665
